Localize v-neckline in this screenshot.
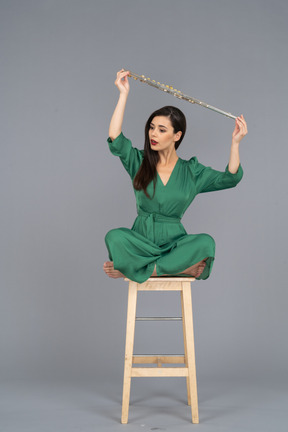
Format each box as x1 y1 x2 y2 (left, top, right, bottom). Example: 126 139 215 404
157 158 180 187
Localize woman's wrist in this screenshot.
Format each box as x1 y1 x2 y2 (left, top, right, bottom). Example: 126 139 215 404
231 139 240 148
118 90 129 99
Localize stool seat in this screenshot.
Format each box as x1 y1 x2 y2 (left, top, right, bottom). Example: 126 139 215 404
121 277 199 424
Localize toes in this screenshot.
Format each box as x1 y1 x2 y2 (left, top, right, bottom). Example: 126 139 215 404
196 263 206 277
103 266 124 279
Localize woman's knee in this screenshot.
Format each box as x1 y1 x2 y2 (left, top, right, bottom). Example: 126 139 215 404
105 228 129 246
202 233 215 249
185 233 215 250
105 228 120 245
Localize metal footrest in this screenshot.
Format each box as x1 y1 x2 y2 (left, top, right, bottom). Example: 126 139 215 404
136 316 182 321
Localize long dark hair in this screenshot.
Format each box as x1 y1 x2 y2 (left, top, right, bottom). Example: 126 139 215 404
133 106 186 198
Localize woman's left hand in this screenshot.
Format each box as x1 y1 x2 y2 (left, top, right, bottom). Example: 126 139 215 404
232 115 248 144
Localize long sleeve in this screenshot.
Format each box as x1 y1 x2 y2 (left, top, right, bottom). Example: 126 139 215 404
189 156 243 194
107 132 143 180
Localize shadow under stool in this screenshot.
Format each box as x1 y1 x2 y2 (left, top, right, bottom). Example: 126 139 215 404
121 277 199 424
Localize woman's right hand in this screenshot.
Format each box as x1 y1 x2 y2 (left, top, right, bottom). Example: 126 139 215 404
115 69 130 95
109 70 130 139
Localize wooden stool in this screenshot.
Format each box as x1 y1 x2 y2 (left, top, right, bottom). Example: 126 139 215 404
121 277 199 424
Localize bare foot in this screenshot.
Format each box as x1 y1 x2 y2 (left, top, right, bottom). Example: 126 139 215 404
151 260 207 278
103 261 125 279
180 259 207 278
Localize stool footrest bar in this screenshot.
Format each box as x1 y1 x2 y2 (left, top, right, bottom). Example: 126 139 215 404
133 355 185 364
131 367 188 377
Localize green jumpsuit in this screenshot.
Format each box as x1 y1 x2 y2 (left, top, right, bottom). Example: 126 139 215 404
105 132 243 284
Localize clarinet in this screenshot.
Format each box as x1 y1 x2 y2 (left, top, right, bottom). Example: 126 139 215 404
125 70 237 120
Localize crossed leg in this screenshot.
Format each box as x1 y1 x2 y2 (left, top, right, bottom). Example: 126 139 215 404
103 259 208 279
104 229 214 280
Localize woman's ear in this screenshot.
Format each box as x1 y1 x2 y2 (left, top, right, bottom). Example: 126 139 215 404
175 131 182 142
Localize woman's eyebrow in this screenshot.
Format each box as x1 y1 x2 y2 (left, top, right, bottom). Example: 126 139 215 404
150 122 168 129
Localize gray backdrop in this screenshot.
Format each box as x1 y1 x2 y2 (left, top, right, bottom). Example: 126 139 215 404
1 0 287 420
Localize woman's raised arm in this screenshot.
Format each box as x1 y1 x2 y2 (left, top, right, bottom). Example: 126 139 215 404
228 114 248 174
108 69 130 141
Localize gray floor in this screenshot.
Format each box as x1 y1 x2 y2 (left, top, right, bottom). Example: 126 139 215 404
1 377 287 432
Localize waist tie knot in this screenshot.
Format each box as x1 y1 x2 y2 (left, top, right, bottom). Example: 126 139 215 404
138 209 181 223
137 209 181 243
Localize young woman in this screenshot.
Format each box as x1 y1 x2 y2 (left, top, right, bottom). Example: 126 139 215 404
103 69 247 283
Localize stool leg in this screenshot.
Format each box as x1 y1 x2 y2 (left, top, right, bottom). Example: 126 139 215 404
182 282 199 423
181 291 191 406
121 281 138 424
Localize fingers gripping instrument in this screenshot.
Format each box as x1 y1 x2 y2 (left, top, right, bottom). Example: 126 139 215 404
124 69 237 120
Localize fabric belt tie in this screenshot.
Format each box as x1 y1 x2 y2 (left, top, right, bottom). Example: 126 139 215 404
137 209 181 243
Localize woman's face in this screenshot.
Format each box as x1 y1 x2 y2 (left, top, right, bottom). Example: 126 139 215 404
149 116 182 152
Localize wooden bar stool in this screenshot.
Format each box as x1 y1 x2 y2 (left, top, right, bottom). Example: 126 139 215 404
121 277 199 424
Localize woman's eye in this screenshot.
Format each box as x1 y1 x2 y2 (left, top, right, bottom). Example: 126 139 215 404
160 129 165 133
